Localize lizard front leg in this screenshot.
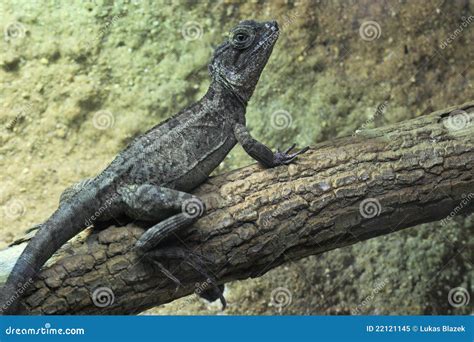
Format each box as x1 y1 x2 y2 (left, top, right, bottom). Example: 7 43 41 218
233 123 309 168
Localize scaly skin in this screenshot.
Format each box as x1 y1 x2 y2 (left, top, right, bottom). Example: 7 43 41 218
0 20 308 314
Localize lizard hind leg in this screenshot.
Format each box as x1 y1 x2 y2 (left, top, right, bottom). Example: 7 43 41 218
117 184 224 305
135 213 199 251
118 184 206 251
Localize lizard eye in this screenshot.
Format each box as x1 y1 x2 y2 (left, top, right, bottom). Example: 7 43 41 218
230 26 255 49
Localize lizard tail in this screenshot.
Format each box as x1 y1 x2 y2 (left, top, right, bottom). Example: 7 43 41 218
0 189 101 315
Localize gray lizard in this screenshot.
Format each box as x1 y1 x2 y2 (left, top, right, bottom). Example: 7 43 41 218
0 20 308 314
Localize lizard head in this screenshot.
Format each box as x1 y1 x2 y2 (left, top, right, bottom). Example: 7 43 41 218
209 20 279 104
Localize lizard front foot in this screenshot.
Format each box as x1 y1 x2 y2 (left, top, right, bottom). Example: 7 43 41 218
272 144 309 166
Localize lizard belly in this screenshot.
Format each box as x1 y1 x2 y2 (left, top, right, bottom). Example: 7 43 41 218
156 110 238 191
172 133 237 191
123 124 236 191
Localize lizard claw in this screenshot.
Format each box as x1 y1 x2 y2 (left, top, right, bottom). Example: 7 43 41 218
272 145 309 166
276 144 296 154
283 143 297 154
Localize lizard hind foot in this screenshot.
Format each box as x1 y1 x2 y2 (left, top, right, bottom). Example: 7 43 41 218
198 284 226 309
146 247 227 310
145 257 182 291
135 245 182 291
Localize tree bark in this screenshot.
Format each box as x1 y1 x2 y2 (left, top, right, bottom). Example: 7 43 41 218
1 102 473 315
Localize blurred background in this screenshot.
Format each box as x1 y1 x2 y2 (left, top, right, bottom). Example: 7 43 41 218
0 0 472 315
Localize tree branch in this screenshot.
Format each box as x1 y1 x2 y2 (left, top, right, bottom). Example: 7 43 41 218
1 102 473 315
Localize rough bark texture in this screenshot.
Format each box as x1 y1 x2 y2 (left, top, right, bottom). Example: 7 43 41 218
1 102 473 315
